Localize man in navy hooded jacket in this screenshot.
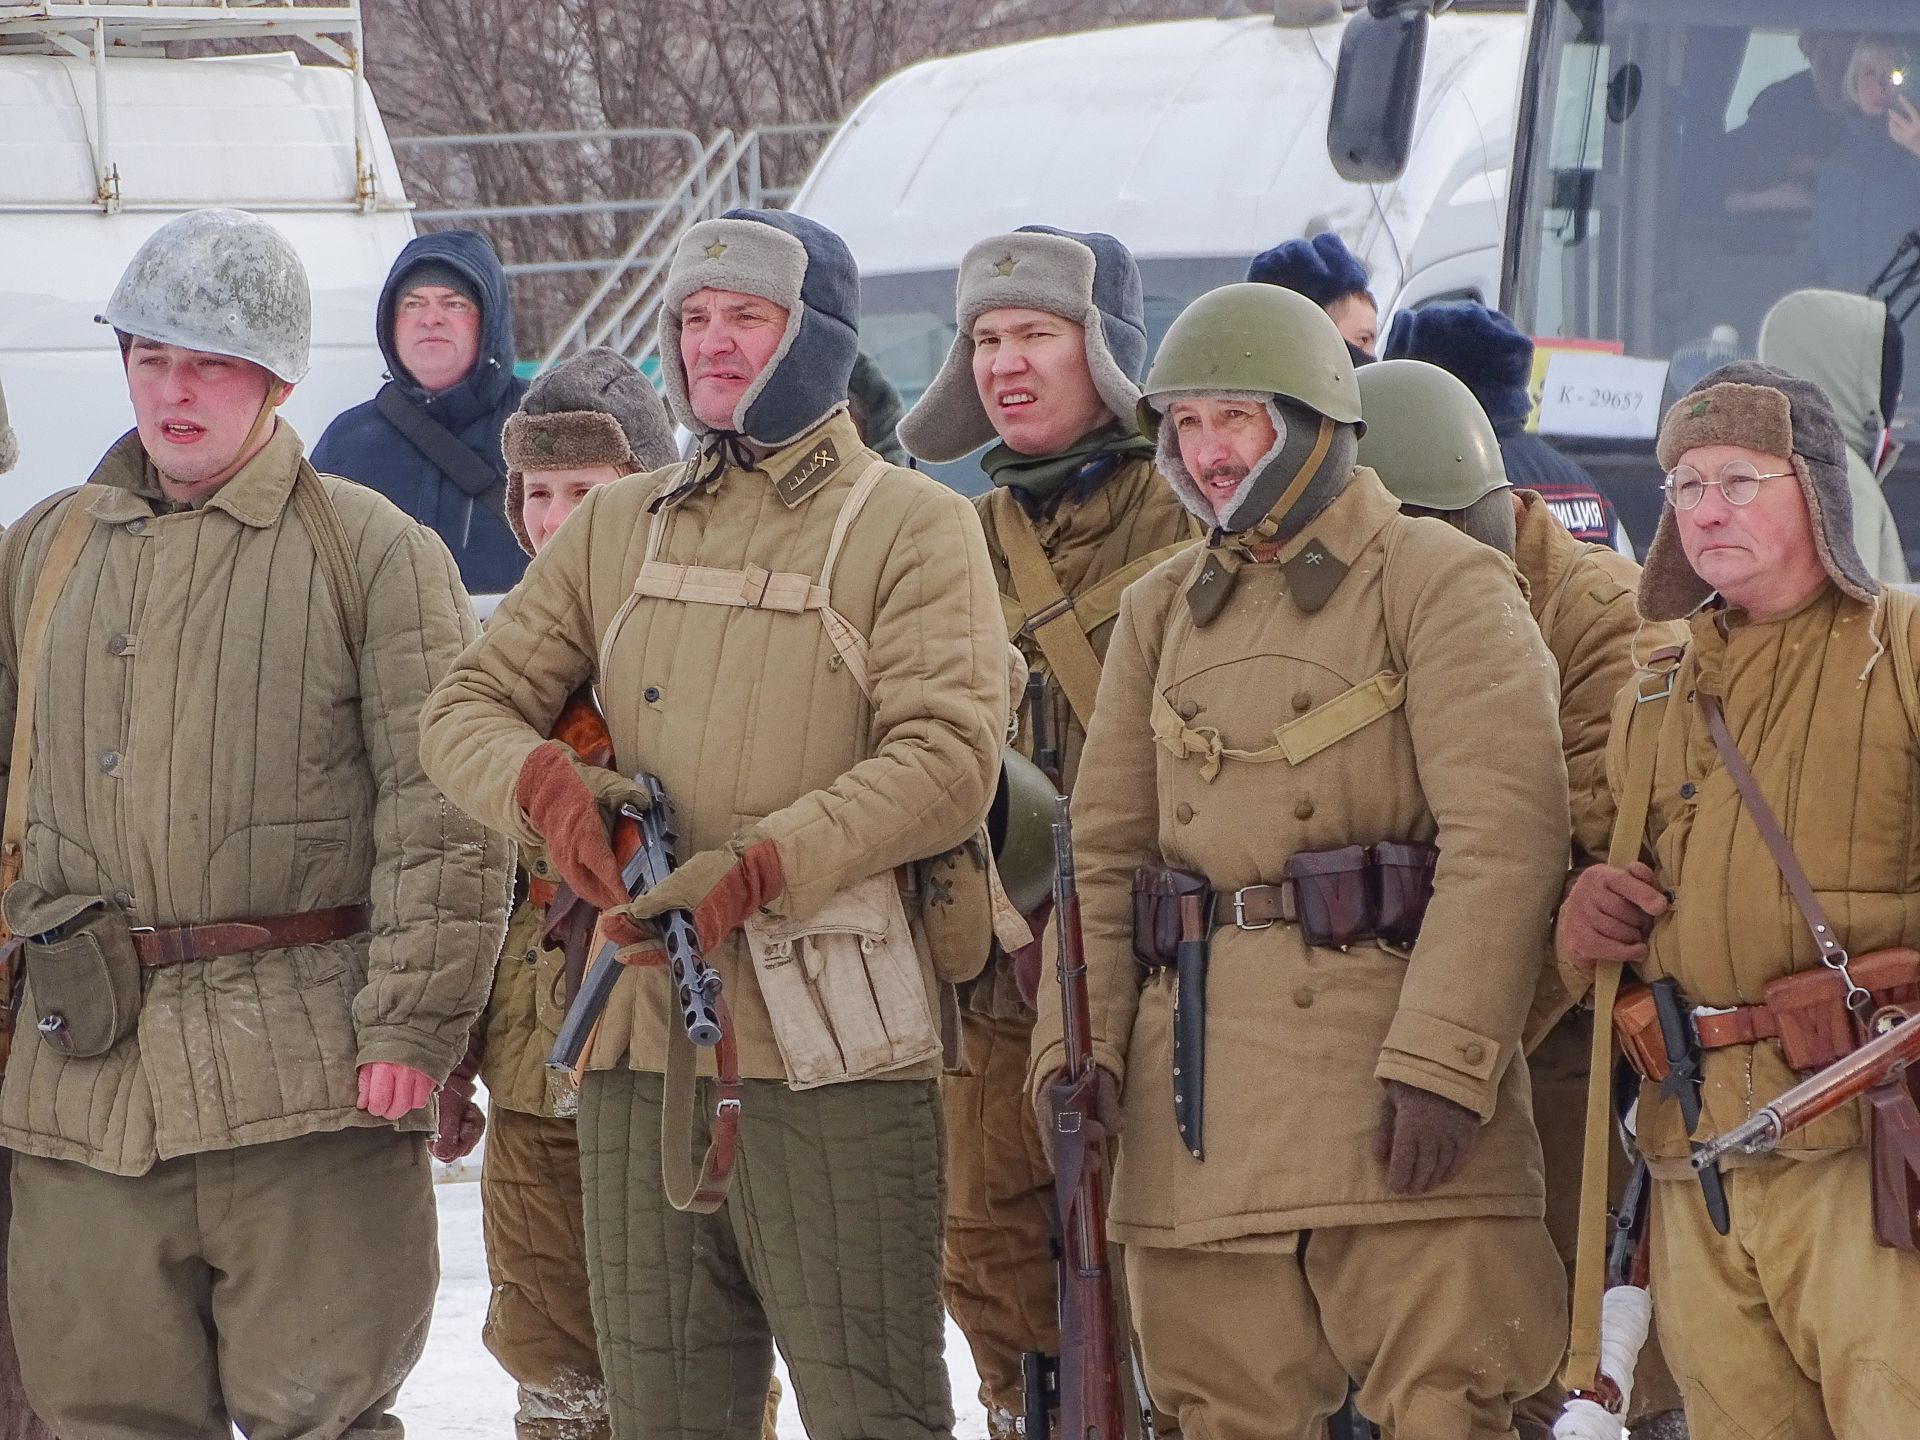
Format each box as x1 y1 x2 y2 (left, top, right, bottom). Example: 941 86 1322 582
314 230 531 592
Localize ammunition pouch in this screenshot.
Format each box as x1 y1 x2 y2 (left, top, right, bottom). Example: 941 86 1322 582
1131 840 1438 964
744 872 940 1089
2 885 141 1060
1615 949 1920 1082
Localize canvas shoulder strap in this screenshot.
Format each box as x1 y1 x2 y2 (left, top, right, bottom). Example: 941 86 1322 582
1564 644 1680 1395
374 383 505 500
599 455 888 701
990 489 1105 727
291 466 367 665
0 489 107 940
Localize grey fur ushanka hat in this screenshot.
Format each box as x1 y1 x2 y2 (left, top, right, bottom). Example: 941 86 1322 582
657 208 860 447
898 226 1149 463
1640 361 1877 620
501 346 677 556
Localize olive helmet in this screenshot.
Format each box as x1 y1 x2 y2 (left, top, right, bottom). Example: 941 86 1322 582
99 208 312 384
988 746 1059 916
1137 282 1362 440
1356 359 1508 510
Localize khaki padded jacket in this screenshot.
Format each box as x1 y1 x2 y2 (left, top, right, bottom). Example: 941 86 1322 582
420 409 1006 1082
0 423 512 1175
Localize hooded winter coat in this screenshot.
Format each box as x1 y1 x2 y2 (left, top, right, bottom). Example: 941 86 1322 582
0 422 512 1176
312 232 531 594
1032 470 1569 1245
1759 288 1909 584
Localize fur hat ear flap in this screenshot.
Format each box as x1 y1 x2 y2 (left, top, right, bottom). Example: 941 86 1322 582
899 226 1146 463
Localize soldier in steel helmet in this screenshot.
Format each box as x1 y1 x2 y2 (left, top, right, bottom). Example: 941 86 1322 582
1360 358 1691 1438
1031 284 1569 1438
0 207 512 1437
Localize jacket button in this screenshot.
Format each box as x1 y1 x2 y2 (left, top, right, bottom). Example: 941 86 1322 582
533 858 553 878
1680 782 1697 800
111 889 133 909
98 750 121 775
522 948 538 966
1295 798 1314 820
1177 700 1199 721
1462 1042 1487 1066
643 685 662 703
1292 986 1314 1008
107 633 130 656
125 519 146 536
1175 803 1194 823
1292 690 1313 713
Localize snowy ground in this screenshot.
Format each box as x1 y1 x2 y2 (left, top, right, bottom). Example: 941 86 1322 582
404 1176 991 1439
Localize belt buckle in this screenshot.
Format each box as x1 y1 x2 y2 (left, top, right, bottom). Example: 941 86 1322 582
1636 669 1675 705
715 1097 742 1117
1231 888 1274 932
1689 1003 1735 1043
1021 595 1076 637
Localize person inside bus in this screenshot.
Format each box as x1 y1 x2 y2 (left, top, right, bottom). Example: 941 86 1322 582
1723 30 1857 216
1246 231 1379 362
1815 35 1920 294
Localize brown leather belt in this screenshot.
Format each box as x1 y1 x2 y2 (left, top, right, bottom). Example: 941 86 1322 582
1207 882 1297 931
1688 1002 1782 1049
132 904 372 969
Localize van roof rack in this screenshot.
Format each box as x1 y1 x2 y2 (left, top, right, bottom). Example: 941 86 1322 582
0 1 375 212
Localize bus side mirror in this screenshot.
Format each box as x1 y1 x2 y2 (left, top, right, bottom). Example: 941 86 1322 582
1327 4 1432 183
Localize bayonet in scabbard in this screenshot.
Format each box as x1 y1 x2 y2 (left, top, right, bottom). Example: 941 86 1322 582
1650 978 1731 1235
1172 892 1208 1159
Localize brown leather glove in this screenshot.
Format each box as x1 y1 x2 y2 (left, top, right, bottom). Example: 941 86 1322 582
1554 860 1668 973
600 838 785 955
514 742 648 910
1030 1064 1125 1172
429 1033 485 1164
1375 1080 1480 1195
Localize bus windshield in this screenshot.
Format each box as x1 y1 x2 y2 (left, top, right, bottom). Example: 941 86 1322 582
1509 0 1920 516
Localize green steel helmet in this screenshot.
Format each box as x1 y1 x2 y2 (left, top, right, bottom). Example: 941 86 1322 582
99 208 312 384
1136 282 1362 439
988 746 1060 916
1356 359 1509 510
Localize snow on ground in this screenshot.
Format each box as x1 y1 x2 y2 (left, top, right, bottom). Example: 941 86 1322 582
405 1177 990 1439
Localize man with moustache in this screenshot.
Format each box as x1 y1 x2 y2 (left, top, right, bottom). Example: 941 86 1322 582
0 206 511 1438
1034 283 1569 1439
897 226 1195 1437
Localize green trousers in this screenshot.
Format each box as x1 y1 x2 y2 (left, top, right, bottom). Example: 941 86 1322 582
9 1126 437 1440
578 1068 954 1440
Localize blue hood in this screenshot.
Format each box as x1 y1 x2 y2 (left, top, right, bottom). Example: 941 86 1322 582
378 229 519 420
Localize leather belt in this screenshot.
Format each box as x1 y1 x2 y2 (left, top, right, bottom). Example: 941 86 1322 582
1207 882 1296 931
1689 1002 1781 1049
132 904 373 969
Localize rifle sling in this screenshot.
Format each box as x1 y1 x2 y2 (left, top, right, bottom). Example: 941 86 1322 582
662 993 743 1214
1564 653 1671 1395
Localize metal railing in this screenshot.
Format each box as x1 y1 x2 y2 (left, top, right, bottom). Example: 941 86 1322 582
0 0 378 213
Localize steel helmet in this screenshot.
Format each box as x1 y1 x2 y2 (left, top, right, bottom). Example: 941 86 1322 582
1137 282 1362 440
1356 359 1509 510
988 746 1060 917
100 208 312 384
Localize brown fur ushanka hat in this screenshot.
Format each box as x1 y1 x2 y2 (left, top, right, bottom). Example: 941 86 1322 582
501 347 677 555
1639 361 1877 620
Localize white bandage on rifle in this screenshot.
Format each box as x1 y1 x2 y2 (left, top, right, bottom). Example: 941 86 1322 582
1552 1285 1654 1439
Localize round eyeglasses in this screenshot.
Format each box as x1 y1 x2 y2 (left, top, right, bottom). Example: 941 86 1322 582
1662 461 1795 511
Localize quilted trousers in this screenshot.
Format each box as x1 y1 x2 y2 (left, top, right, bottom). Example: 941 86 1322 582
578 1068 953 1440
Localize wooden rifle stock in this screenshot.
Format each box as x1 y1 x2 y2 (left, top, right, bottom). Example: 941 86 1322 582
1046 796 1125 1440
1695 1003 1920 1167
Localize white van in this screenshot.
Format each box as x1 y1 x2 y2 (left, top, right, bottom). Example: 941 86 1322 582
0 32 412 522
790 1 1527 489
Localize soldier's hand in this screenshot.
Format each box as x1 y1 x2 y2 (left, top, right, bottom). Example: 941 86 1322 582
357 1061 436 1121
601 839 784 955
1376 1080 1479 1195
1031 1064 1125 1173
1555 861 1667 973
514 742 642 911
428 1035 486 1163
